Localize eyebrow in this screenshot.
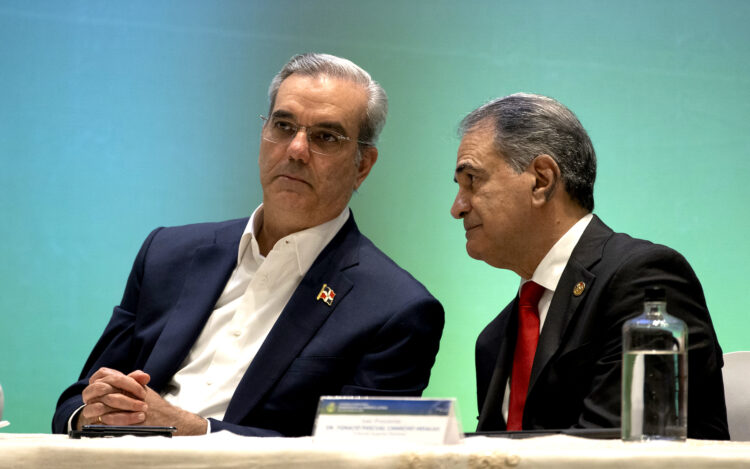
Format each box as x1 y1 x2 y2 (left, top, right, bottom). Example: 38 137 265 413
453 162 480 182
270 110 349 137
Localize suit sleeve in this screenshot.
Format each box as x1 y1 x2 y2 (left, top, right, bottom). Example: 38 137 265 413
574 244 728 439
51 228 163 433
208 419 285 436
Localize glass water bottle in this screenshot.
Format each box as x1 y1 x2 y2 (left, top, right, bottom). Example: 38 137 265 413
622 286 687 441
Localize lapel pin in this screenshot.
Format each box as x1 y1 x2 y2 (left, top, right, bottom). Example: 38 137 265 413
316 283 336 306
573 281 586 297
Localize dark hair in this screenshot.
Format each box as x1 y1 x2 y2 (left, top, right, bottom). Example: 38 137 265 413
460 93 596 211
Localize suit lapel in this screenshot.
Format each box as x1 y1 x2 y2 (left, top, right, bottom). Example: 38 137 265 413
145 221 245 391
223 216 360 423
528 215 613 392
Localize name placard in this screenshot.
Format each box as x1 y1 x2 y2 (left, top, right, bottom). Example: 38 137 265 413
313 396 462 445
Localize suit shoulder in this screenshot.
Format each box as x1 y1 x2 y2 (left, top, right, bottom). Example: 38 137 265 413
584 226 706 311
583 216 690 267
598 230 693 273
130 217 247 269
147 217 248 246
353 234 438 302
153 217 248 237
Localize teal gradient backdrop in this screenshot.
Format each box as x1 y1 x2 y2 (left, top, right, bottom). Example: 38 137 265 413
1 0 749 433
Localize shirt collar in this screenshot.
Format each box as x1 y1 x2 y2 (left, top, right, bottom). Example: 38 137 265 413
238 205 351 275
524 213 594 293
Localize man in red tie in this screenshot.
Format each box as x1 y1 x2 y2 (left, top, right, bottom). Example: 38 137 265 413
450 93 729 439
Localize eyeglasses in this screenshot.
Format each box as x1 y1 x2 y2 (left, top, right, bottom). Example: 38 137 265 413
260 115 370 156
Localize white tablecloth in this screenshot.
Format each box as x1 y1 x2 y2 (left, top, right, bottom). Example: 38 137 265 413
2 432 750 469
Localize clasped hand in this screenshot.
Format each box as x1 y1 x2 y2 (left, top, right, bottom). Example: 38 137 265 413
78 367 207 435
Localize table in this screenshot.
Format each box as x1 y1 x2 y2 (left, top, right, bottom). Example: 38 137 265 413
2 432 750 469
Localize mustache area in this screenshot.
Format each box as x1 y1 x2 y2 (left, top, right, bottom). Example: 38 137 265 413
273 165 312 186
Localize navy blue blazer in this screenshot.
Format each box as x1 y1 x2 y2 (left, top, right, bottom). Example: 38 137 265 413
53 214 444 436
475 215 729 440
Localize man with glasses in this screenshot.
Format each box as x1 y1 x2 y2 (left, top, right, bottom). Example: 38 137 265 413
53 53 444 437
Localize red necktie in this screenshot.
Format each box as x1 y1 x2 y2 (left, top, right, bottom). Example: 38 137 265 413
507 281 545 431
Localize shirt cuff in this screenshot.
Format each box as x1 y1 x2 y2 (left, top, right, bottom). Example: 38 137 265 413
68 404 86 433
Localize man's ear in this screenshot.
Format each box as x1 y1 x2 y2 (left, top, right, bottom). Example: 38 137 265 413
529 154 561 206
354 146 378 190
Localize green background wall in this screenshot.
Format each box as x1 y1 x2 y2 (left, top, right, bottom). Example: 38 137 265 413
1 0 748 433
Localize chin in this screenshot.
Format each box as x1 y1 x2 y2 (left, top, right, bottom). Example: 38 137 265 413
269 192 312 209
465 244 484 261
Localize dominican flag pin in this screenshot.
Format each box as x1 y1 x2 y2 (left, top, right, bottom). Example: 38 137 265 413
316 283 336 306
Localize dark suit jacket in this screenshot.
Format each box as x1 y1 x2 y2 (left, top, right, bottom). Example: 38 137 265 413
476 215 728 439
53 214 444 436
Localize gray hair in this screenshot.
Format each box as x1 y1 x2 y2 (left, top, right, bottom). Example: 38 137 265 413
268 53 388 152
460 93 597 211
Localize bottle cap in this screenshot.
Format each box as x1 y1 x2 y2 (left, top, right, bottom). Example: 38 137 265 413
644 286 666 302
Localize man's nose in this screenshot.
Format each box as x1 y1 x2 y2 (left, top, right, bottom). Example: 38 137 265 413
287 129 311 162
450 190 469 219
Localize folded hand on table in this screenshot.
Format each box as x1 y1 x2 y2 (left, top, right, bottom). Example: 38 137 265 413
78 367 207 436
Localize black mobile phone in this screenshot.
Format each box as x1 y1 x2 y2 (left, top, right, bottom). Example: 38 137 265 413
69 425 177 439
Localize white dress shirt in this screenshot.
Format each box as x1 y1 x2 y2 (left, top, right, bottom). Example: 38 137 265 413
502 213 593 421
161 205 350 420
